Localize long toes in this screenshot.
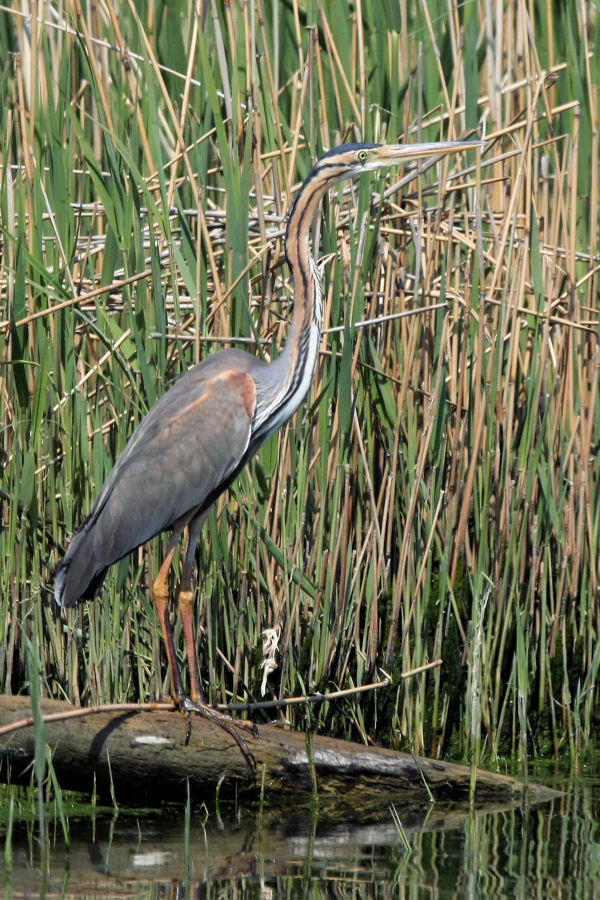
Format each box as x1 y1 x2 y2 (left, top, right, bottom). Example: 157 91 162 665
177 695 258 769
181 697 259 738
244 748 257 774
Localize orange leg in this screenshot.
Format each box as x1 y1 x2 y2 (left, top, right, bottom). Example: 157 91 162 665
152 522 258 766
152 534 187 705
175 512 207 703
178 588 203 701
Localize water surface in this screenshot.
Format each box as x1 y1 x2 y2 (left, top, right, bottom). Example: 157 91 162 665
3 767 599 897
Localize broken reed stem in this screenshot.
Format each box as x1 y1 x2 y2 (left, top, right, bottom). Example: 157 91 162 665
0 1 598 764
0 667 417 735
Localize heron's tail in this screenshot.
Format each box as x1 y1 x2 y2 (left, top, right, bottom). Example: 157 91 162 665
54 519 108 608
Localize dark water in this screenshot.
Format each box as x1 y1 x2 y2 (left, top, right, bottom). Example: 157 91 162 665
2 768 600 898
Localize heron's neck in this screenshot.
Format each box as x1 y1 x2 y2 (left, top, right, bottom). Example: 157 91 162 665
277 176 332 390
255 173 330 435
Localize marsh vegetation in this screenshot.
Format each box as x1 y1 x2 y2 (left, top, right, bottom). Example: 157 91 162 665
0 1 598 774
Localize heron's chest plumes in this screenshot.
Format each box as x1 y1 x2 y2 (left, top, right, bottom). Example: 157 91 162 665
250 165 332 444
285 257 323 396
252 260 323 441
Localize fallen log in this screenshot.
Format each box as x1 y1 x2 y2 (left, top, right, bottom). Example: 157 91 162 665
0 695 558 813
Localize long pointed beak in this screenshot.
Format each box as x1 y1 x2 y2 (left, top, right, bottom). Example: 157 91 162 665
375 139 484 164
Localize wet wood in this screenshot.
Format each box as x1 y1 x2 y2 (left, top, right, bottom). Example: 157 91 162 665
0 695 559 812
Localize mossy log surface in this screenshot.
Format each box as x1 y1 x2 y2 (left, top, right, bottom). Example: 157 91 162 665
0 695 559 812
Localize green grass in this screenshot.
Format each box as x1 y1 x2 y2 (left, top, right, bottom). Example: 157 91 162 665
0 0 599 772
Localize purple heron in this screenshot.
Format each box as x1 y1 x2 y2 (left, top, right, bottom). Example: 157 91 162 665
55 139 480 761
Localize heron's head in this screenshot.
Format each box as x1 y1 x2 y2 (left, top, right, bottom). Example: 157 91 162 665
312 138 483 183
286 138 484 242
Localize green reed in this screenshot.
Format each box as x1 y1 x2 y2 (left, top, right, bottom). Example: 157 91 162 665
0 0 598 775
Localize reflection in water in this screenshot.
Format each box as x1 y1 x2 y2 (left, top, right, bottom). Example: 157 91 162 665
2 772 599 897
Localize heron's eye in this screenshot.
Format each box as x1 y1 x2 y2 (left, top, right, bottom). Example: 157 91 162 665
357 149 369 162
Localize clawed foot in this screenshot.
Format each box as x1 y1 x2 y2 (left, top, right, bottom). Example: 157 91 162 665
179 695 259 771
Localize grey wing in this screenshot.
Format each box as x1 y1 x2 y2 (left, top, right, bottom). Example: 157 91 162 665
55 363 257 605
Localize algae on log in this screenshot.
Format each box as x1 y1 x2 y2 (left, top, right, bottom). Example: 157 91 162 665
0 696 558 812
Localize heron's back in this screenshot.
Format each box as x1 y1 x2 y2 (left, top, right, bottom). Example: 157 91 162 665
54 348 265 607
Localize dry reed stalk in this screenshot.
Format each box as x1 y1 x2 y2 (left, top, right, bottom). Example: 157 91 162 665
0 0 598 763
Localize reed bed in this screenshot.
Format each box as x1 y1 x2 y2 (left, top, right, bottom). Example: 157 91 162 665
0 0 598 768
